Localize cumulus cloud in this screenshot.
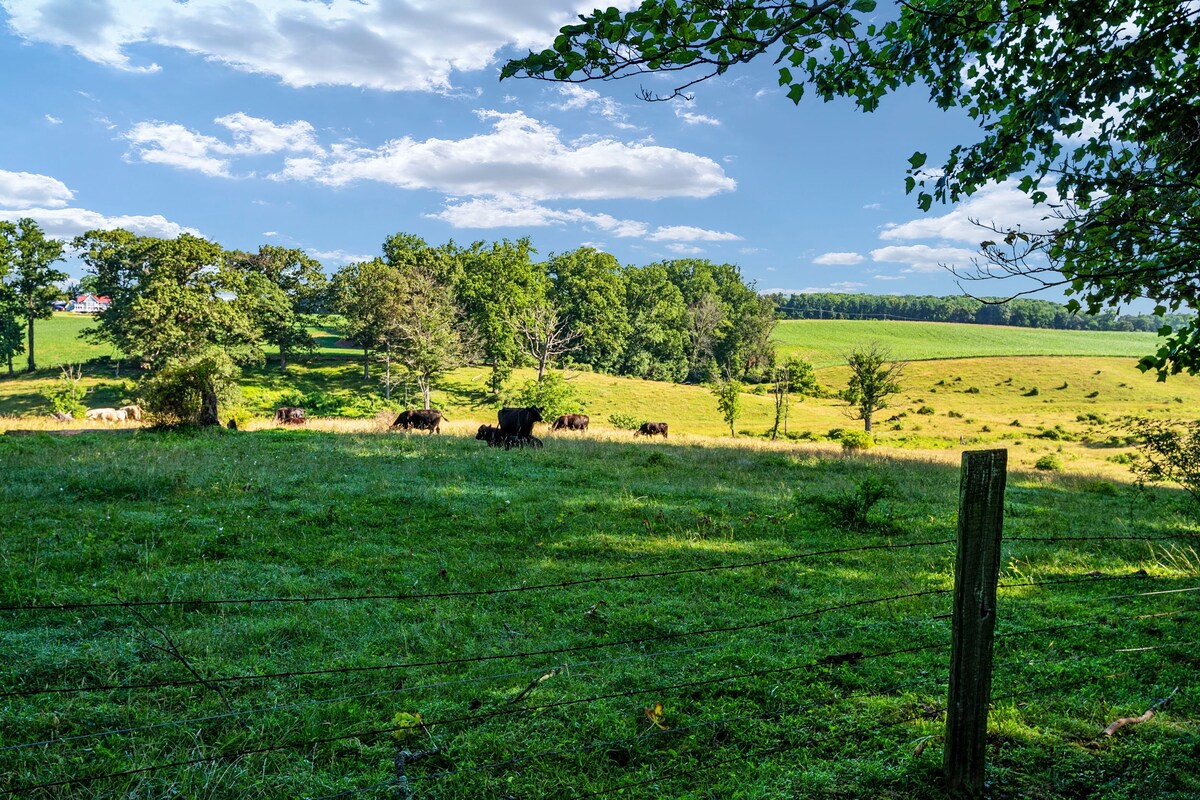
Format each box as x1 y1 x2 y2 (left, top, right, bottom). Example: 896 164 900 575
306 248 374 265
647 225 740 242
873 274 906 281
0 207 198 239
880 180 1056 244
0 0 638 92
870 244 978 273
812 251 864 265
0 169 74 207
665 243 705 255
44 113 62 124
550 85 631 127
673 104 720 126
125 113 324 177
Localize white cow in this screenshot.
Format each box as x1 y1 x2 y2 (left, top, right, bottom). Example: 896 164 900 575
119 404 143 422
85 408 127 423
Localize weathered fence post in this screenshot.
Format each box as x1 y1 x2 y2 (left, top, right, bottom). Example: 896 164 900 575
944 449 1007 797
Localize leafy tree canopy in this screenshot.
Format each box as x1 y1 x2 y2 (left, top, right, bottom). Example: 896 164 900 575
505 0 1200 379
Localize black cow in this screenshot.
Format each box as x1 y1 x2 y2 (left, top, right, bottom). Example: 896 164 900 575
476 424 504 447
635 422 669 438
274 407 306 425
551 413 589 432
393 409 444 434
498 406 543 438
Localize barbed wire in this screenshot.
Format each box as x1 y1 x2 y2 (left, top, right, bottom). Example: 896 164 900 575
1 587 951 699
0 635 952 796
0 539 956 614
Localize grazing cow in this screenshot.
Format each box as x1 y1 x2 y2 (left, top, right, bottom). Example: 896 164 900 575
274 407 307 425
497 406 543 438
551 413 589 432
85 407 127 423
476 424 542 450
635 422 669 438
392 409 444 434
119 405 143 422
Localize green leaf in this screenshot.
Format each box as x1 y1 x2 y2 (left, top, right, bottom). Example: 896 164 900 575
851 0 876 11
908 152 927 170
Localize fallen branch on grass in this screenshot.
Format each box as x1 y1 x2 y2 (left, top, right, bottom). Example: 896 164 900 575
1102 687 1178 737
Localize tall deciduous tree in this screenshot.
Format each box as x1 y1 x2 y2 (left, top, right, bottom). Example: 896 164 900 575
621 264 689 382
330 258 405 380
388 268 475 409
458 238 544 393
842 343 905 433
517 302 580 382
0 282 23 375
504 1 1200 378
228 245 326 371
547 247 630 373
0 218 66 372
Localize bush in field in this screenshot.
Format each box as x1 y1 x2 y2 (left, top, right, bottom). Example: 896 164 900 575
608 413 643 431
503 371 582 421
43 364 88 418
1035 454 1064 472
1121 417 1200 505
817 474 894 532
139 348 240 427
916 406 935 415
840 430 874 451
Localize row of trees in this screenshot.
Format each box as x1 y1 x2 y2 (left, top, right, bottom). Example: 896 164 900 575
1 218 780 422
769 293 1193 332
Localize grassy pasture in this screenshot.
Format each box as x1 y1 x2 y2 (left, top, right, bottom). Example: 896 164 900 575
0 429 1197 798
773 320 1158 367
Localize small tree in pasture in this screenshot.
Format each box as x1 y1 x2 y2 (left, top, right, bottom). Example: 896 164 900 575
842 344 905 433
711 376 743 437
517 302 580 382
43 364 88 418
1122 416 1200 506
0 218 67 372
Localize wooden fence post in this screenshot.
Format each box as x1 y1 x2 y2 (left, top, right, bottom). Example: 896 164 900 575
944 449 1007 797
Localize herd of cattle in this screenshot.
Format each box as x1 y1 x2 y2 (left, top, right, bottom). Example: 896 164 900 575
66 401 670 443
380 405 668 446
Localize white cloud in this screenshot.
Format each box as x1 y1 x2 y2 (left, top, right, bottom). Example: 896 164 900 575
0 206 198 239
307 248 374 265
0 0 639 92
551 85 631 127
665 243 704 255
761 284 865 294
647 225 740 242
262 231 278 237
870 244 978 273
812 251 863 265
125 113 324 177
274 110 735 200
0 169 74 208
862 202 881 210
873 274 906 281
673 104 720 126
44 113 62 125
880 180 1055 244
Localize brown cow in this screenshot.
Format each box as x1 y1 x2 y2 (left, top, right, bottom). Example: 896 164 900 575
393 409 444 434
635 422 668 438
274 407 306 424
551 413 589 432
119 404 143 422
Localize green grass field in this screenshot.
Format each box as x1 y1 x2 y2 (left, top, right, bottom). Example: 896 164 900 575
773 320 1159 367
1 430 1196 798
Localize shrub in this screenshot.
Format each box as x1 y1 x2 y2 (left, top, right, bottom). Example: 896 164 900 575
503 372 583 422
1056 382 1069 390
981 425 992 432
139 349 241 427
1023 387 1040 396
916 406 935 415
826 428 847 441
1107 452 1137 465
816 474 894 532
840 430 874 451
1087 390 1100 398
1035 454 1063 471
1010 419 1022 427
607 413 643 431
43 364 88 418
946 410 964 419
964 386 981 394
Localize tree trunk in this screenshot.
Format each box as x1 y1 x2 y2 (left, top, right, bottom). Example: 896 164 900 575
25 315 35 372
6 354 12 375
537 351 548 382
199 380 220 427
384 350 392 401
363 348 370 380
419 377 431 410
279 346 288 372
864 414 873 433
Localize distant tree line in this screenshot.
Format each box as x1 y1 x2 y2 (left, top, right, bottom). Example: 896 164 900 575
767 292 1194 333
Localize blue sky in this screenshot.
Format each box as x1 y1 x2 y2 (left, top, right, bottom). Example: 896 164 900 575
0 0 1058 298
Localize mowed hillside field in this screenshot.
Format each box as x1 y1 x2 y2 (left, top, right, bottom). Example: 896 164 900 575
2 315 1196 475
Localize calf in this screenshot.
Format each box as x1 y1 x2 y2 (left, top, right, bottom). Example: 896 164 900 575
635 421 668 438
392 409 444 434
551 413 589 432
